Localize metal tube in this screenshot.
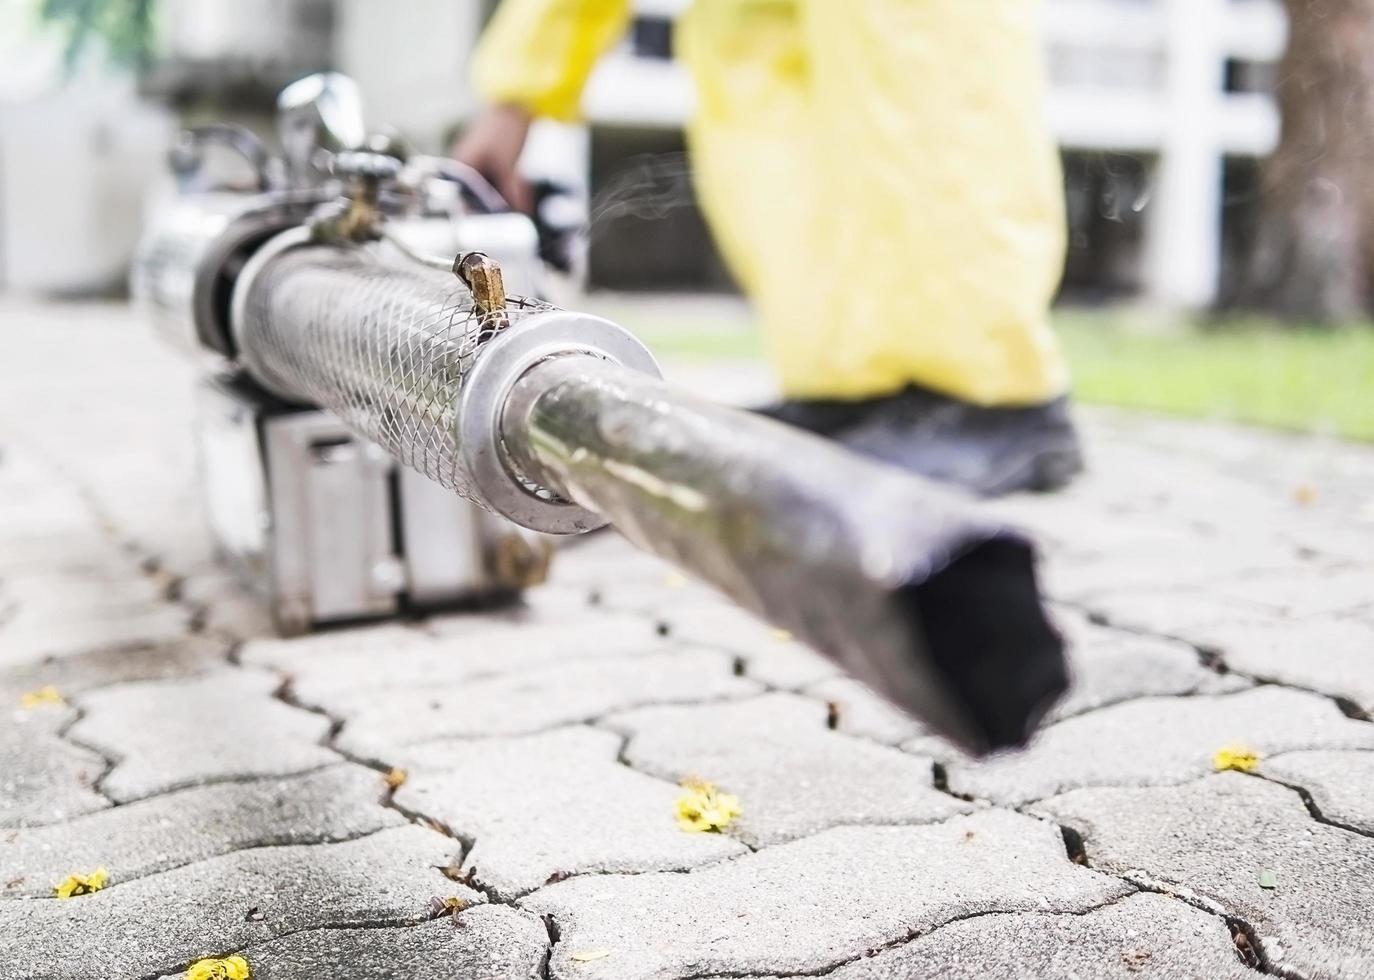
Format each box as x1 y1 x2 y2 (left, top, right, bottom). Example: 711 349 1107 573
502 355 1065 753
231 239 1066 752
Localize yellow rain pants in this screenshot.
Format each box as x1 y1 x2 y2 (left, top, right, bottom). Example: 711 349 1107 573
473 0 1068 406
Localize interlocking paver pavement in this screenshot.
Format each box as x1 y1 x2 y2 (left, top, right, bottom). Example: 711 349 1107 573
329 649 759 761
393 726 747 899
1186 618 1374 714
1263 750 1374 835
736 894 1255 980
0 715 111 826
606 693 969 846
4 766 404 897
522 811 1131 979
149 907 551 980
0 825 470 980
69 669 338 801
5 296 1374 978
1041 773 1374 979
915 686 1374 806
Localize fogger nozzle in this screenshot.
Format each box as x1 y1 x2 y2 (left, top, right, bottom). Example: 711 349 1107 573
229 233 1066 753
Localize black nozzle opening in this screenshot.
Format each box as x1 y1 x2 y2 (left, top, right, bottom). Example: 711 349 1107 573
905 535 1066 753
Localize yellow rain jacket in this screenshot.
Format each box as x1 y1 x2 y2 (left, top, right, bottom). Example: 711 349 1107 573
473 0 1068 406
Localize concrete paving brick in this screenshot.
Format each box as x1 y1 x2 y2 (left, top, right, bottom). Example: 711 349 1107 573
248 615 670 705
916 686 1374 806
1 571 166 613
240 622 430 672
1052 620 1248 721
0 530 136 577
0 636 226 706
3 765 404 897
734 893 1253 980
0 716 109 827
1038 533 1302 603
522 810 1130 980
1264 750 1374 835
1188 618 1374 713
1080 587 1279 639
0 825 468 980
68 669 338 801
393 727 745 898
605 693 969 847
1042 772 1374 979
1209 568 1374 619
657 605 843 689
332 650 760 759
0 603 193 668
804 676 927 745
152 906 550 980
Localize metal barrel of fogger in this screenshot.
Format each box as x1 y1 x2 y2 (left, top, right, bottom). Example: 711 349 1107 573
231 234 1066 754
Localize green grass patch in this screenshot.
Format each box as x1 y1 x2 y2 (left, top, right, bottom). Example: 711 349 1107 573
1056 310 1374 441
613 298 1374 441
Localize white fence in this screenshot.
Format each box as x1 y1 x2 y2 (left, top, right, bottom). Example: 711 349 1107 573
581 0 1288 307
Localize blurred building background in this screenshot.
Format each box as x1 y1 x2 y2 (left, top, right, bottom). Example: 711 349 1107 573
0 0 1287 306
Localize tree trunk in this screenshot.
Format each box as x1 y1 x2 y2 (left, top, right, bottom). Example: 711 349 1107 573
1238 0 1374 321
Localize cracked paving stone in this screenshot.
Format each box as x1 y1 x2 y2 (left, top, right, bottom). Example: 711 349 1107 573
248 615 669 704
733 893 1255 980
804 676 927 745
914 686 1374 806
153 905 549 980
656 605 842 689
522 810 1130 980
0 824 470 980
332 649 760 759
1041 772 1374 980
2 765 405 898
0 716 109 827
68 669 338 801
1051 618 1248 721
605 693 969 847
1263 750 1374 835
393 727 745 898
1188 618 1374 714
0 636 227 707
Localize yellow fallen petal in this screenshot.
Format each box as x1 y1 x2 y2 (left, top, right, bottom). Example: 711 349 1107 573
185 955 251 980
675 778 740 833
383 767 407 790
571 949 611 963
53 867 109 899
20 685 65 709
1213 744 1261 773
770 629 793 642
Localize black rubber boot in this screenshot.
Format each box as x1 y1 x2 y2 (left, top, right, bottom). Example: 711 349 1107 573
757 386 1084 497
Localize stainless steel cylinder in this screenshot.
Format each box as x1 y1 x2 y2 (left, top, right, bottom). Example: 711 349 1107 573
502 355 1065 753
230 236 1066 752
231 234 660 532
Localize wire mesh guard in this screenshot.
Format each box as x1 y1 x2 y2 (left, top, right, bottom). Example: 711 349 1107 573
236 242 551 504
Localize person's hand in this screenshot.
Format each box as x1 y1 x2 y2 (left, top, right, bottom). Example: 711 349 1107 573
451 104 534 214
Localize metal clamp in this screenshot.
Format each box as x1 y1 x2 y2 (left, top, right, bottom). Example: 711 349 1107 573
457 312 661 534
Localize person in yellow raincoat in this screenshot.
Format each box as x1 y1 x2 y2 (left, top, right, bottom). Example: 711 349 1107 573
455 0 1081 495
